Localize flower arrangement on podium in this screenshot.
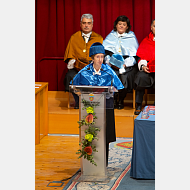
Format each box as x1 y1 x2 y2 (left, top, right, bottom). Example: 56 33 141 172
76 99 100 166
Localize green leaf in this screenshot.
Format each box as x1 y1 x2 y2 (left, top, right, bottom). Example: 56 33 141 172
76 99 101 166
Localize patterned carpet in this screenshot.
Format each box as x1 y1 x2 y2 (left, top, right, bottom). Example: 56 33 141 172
63 138 134 190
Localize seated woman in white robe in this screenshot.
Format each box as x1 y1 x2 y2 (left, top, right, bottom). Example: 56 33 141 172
103 15 139 109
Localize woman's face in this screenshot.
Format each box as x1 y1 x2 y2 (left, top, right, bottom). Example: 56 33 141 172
92 53 104 68
116 21 128 34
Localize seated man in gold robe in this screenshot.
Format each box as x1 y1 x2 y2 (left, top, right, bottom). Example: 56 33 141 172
64 14 103 108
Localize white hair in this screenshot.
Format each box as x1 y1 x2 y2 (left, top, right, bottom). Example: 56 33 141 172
81 14 93 23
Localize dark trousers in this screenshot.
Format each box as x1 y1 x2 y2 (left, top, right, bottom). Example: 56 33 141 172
72 92 79 106
64 68 78 91
118 88 128 102
134 71 155 105
106 143 109 166
135 89 145 104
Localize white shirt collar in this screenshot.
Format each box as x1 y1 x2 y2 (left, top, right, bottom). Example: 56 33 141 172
93 65 101 75
82 31 92 38
82 32 92 43
117 31 125 37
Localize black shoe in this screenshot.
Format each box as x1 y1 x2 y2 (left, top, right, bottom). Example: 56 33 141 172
134 103 142 115
118 101 124 110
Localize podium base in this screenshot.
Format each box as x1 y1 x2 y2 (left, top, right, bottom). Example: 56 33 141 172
73 173 111 183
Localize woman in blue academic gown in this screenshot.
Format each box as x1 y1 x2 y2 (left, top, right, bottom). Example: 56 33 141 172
71 42 124 166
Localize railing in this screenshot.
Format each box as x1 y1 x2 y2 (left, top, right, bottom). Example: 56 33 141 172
37 56 65 81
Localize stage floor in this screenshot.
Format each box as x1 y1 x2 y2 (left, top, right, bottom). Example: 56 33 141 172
35 135 80 190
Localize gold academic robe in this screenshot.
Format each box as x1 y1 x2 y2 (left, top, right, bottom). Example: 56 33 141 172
64 31 103 70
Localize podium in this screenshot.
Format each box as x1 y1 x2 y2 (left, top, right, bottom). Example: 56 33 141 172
70 85 117 182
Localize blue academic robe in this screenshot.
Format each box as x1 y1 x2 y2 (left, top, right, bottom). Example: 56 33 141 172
71 62 124 90
70 62 124 145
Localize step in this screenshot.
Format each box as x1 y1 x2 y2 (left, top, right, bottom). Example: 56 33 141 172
47 91 151 137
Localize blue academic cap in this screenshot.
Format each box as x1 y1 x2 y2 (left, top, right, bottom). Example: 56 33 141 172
109 54 125 69
89 42 105 57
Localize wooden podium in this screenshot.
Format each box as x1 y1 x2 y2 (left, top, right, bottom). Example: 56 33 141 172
70 85 116 182
35 82 48 145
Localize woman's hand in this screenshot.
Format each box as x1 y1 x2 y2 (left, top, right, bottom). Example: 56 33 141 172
143 66 150 73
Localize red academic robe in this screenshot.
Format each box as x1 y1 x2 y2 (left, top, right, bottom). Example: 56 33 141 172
136 32 155 72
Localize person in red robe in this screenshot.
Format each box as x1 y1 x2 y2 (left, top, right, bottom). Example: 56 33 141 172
134 20 155 115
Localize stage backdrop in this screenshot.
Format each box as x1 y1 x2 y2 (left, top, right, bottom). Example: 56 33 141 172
35 0 155 91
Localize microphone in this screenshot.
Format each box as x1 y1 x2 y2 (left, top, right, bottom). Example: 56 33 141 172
71 67 90 85
100 68 113 87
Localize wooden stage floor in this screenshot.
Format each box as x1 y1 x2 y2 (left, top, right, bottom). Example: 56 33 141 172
35 135 80 190
35 91 154 189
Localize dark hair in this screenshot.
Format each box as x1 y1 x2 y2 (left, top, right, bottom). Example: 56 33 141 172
113 15 131 33
151 19 155 26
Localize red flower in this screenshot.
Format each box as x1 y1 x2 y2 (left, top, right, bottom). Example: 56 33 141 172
85 113 93 124
84 146 92 155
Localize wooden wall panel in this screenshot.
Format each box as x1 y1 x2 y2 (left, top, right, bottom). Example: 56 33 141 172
49 114 79 134
115 116 134 138
48 113 135 138
47 91 154 138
